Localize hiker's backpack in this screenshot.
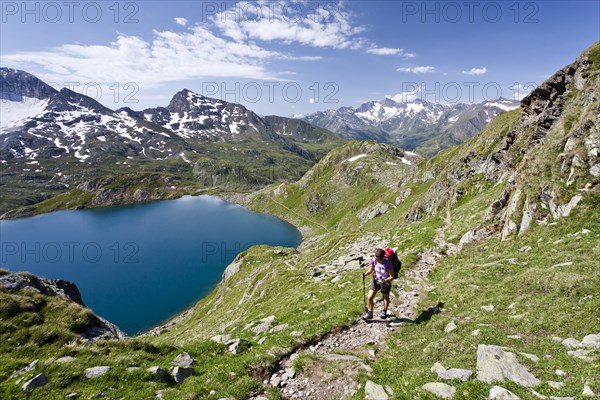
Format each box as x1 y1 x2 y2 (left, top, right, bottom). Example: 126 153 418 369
384 248 402 279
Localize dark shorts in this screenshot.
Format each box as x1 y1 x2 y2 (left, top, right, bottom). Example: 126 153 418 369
370 279 392 295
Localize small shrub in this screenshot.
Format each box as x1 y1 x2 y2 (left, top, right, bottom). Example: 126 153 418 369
0 296 21 319
31 328 72 346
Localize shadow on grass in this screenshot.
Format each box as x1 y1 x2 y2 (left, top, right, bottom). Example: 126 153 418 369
388 302 444 325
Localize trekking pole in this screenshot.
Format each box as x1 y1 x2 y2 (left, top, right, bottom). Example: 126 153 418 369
362 274 368 312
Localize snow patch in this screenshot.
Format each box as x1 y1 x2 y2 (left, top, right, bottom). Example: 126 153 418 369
406 102 425 113
485 101 519 112
180 152 193 165
342 153 367 163
0 97 49 131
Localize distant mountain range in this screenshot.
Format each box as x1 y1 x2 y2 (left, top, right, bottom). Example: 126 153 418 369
0 68 343 213
0 68 337 163
300 97 519 156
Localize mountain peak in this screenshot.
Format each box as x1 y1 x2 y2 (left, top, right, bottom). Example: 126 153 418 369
48 87 114 114
167 88 214 114
0 67 58 101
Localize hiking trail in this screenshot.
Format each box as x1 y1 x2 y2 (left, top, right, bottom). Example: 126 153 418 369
252 236 446 400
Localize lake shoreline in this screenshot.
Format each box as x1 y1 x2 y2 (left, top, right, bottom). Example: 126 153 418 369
0 195 303 334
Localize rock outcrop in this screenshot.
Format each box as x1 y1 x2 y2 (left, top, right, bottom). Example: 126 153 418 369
0 271 126 340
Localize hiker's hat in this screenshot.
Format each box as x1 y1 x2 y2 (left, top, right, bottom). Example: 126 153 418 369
384 248 394 258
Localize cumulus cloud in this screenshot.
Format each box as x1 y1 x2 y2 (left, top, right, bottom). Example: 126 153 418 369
397 66 435 74
2 27 312 86
174 17 188 26
213 1 366 49
462 67 487 75
2 1 369 88
386 90 419 103
510 83 536 100
366 47 415 57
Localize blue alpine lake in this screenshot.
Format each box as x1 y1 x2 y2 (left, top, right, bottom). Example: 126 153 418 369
0 195 302 335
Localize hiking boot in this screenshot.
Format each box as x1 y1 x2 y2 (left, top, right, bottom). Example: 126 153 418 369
361 311 373 320
379 311 388 319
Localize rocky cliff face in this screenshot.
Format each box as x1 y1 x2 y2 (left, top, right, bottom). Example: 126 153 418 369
404 43 600 241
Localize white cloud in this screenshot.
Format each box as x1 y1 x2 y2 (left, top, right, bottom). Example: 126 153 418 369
462 67 487 75
366 47 415 57
213 1 366 49
309 97 316 104
397 66 435 74
2 27 318 86
510 83 536 100
174 17 188 26
386 90 419 103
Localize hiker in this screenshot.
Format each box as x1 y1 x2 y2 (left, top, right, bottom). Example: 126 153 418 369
361 248 395 320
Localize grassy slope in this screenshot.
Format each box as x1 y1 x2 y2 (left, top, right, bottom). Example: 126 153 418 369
368 198 600 399
0 131 344 216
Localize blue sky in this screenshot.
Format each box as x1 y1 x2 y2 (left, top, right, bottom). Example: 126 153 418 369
1 1 599 116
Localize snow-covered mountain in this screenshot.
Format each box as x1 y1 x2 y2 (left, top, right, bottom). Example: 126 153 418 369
0 68 343 214
302 97 519 156
0 68 337 163
140 89 266 141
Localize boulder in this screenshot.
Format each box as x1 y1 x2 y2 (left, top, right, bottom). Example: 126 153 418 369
422 382 456 399
444 321 457 333
269 375 281 387
171 366 194 384
476 345 540 387
271 324 289 333
365 380 389 399
561 338 581 349
519 353 539 362
171 352 194 368
22 373 47 392
227 338 250 354
222 259 242 282
431 362 473 381
282 367 295 380
10 360 38 379
252 316 275 334
84 366 112 379
567 349 593 361
489 386 521 399
358 203 390 224
210 334 231 344
146 366 171 383
581 333 600 349
55 356 76 364
582 382 595 397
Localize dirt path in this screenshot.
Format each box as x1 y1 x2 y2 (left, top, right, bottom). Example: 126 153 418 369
261 248 443 400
